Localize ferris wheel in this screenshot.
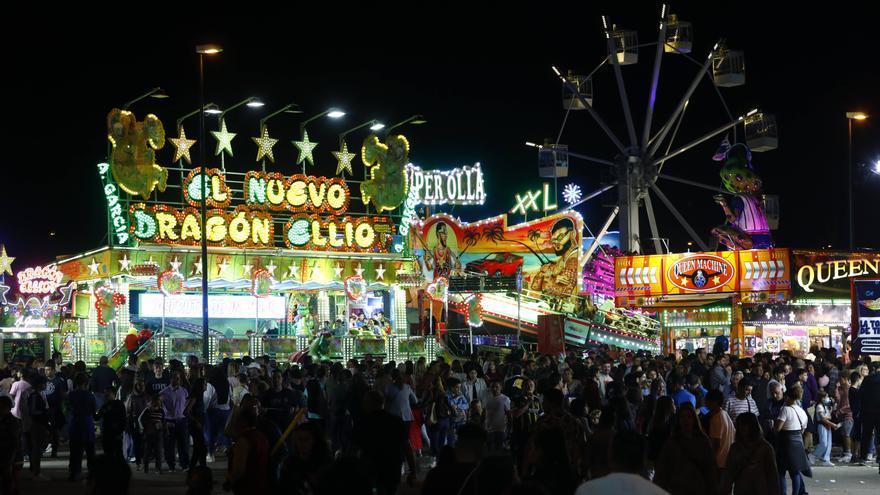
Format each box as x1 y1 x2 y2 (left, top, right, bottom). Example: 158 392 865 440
533 4 778 254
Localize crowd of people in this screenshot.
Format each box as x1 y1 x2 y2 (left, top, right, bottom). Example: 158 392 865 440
0 344 878 495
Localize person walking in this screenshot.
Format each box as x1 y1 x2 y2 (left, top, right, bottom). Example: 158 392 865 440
484 381 511 452
160 371 190 472
67 373 97 481
654 402 718 494
25 375 50 480
205 367 232 462
185 378 208 468
722 412 780 495
774 385 812 495
125 379 149 470
707 389 736 484
95 386 126 460
811 389 838 467
138 395 166 474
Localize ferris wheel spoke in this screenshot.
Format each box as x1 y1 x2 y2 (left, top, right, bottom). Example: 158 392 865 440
642 8 669 153
657 174 727 194
653 116 743 167
648 41 722 157
643 193 663 254
553 68 628 155
605 31 640 149
650 185 709 251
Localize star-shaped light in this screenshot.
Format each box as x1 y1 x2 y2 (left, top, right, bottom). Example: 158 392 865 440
217 258 231 277
332 141 356 176
119 254 131 272
293 130 318 166
0 245 15 276
193 257 204 275
252 126 279 162
211 119 237 157
266 261 277 277
355 263 365 277
788 311 795 322
333 263 344 278
711 275 721 286
242 262 253 276
287 264 299 280
765 308 773 319
169 256 182 273
310 264 322 281
88 259 101 275
375 264 386 281
168 126 197 164
678 276 688 287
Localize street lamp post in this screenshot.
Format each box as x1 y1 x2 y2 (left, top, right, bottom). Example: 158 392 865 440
196 43 222 363
382 114 427 137
339 119 385 147
846 111 868 251
121 87 168 110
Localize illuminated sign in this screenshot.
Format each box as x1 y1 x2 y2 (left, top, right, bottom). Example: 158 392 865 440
129 168 394 252
797 256 880 293
97 162 131 245
138 293 286 319
16 266 63 295
511 183 557 215
615 248 791 307
406 163 485 205
668 254 736 292
853 279 880 355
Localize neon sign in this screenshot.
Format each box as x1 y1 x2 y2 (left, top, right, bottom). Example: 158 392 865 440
511 183 557 215
97 162 131 245
798 257 880 293
129 168 393 252
406 163 485 205
16 265 63 295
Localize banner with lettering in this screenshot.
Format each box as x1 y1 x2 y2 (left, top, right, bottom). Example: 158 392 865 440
615 248 791 307
794 250 880 298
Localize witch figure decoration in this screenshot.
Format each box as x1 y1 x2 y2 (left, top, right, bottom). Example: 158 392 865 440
710 137 774 250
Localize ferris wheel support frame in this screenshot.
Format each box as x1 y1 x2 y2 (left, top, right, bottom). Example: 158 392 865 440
548 5 759 254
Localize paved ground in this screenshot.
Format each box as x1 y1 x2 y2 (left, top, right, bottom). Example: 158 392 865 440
17 455 880 494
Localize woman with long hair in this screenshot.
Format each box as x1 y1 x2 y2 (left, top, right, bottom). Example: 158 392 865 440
723 412 780 495
207 366 233 461
774 385 812 495
654 402 718 494
646 395 675 469
280 422 332 493
186 378 208 468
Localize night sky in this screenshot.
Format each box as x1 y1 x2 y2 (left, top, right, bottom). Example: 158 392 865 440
2 3 878 271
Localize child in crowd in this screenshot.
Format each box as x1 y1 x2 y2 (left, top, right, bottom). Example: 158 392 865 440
812 389 839 467
139 395 166 474
446 378 469 446
467 399 484 427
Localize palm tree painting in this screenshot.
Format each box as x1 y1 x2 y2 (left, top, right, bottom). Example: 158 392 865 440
458 227 481 258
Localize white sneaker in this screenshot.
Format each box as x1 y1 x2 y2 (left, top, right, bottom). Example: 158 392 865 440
868 453 877 462
817 460 835 467
808 453 817 464
837 454 852 463
206 454 215 463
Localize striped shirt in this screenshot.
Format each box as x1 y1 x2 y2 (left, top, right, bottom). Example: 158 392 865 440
723 395 757 421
